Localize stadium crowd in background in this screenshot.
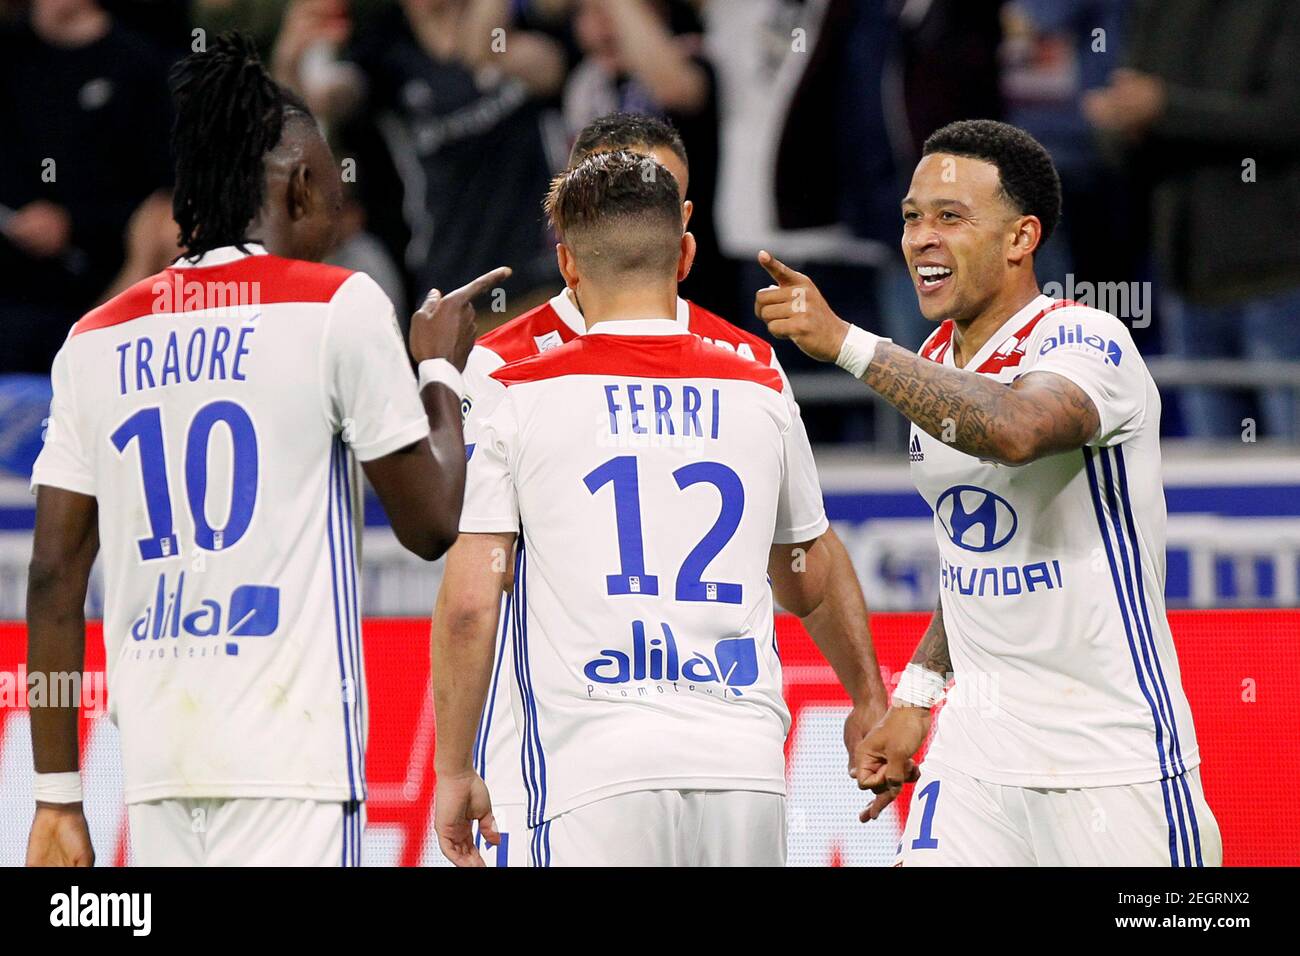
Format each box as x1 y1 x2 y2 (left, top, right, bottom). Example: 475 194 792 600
1 0 1298 442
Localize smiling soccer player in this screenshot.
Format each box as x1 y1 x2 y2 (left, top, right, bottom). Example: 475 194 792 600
755 119 1222 867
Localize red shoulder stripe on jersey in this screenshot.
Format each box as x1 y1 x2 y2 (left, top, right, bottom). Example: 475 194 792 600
685 300 775 366
72 255 355 336
975 299 1080 374
490 334 785 392
476 301 579 363
919 320 955 363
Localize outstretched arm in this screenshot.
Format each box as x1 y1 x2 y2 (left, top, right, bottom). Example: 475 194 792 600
363 267 512 561
753 252 1099 465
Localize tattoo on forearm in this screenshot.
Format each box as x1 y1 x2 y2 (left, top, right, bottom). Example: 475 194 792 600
864 342 1097 464
911 602 951 677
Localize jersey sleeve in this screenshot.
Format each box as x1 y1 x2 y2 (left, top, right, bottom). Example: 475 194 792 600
1028 307 1148 447
323 272 429 462
30 339 96 496
774 396 830 544
462 343 507 451
459 387 520 534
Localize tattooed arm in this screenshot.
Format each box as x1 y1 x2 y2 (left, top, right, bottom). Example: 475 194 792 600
753 252 1100 465
910 597 951 678
863 343 1098 465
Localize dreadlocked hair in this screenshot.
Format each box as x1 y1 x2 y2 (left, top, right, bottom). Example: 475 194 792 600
169 32 313 256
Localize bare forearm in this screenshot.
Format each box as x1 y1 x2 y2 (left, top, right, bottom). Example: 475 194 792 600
26 577 86 774
430 595 500 776
863 342 1093 465
798 533 887 709
421 382 469 537
909 601 951 678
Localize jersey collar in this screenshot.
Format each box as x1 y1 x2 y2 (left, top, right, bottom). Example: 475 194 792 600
172 243 270 269
585 317 689 337
951 292 1056 369
550 289 692 335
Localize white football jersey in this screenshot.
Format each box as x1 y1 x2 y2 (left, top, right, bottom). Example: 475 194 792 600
461 292 804 823
31 244 427 804
460 318 828 825
911 294 1201 790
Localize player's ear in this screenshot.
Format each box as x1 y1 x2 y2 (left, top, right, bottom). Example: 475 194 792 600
287 162 313 222
681 199 694 230
1008 214 1041 265
556 242 580 290
677 231 697 283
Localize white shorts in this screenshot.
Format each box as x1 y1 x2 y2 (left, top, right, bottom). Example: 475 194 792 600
128 798 365 867
897 759 1222 867
478 801 529 868
533 789 786 867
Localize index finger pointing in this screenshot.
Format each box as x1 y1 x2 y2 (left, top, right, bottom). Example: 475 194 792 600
452 265 513 302
757 250 804 287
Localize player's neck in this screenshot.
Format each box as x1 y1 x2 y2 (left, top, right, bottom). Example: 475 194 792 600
950 281 1042 368
574 284 678 330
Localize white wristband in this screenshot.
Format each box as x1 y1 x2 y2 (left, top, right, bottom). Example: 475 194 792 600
34 771 83 805
835 324 889 379
417 359 465 401
891 663 947 709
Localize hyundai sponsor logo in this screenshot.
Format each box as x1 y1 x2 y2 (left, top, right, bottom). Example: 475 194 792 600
935 485 1018 552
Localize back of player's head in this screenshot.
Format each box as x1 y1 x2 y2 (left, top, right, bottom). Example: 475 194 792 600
545 150 684 282
569 112 688 170
922 119 1062 245
169 31 315 256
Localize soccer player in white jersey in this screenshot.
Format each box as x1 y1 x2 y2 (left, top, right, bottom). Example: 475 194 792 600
754 119 1222 866
24 34 504 867
441 113 886 866
431 151 885 867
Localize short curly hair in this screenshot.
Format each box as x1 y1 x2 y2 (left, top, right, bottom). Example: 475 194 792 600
922 120 1062 245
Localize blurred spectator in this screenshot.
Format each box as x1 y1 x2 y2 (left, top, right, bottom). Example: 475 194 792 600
1002 1 1147 308
0 0 171 373
275 0 567 323
1086 0 1300 440
326 190 408 315
834 0 1005 355
562 0 730 315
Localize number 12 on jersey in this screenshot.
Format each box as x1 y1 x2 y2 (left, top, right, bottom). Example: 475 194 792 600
583 454 744 605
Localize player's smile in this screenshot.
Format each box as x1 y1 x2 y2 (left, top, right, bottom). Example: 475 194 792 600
914 260 955 297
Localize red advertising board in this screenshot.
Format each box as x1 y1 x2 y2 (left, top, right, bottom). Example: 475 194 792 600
1 610 1296 866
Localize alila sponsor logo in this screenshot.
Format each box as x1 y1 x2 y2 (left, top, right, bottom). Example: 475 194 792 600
583 620 759 698
1038 322 1123 366
130 571 280 657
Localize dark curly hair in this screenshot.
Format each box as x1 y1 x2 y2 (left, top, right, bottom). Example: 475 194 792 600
169 32 314 256
922 120 1062 245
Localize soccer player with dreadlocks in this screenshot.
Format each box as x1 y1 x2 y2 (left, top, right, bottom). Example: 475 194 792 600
25 33 506 866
